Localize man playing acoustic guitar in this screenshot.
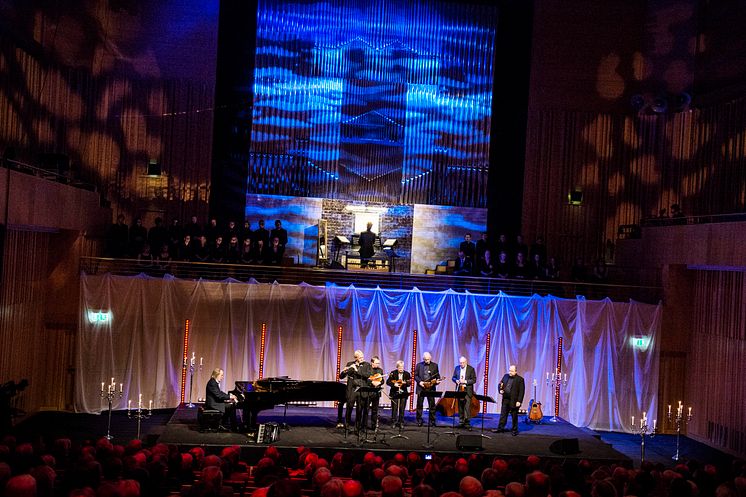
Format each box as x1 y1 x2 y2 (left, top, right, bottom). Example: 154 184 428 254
415 352 441 427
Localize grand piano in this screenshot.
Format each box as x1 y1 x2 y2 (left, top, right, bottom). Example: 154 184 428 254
230 377 346 432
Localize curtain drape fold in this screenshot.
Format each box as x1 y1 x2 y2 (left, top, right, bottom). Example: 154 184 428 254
77 274 660 431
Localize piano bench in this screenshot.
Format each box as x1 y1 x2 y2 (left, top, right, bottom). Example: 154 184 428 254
197 407 222 432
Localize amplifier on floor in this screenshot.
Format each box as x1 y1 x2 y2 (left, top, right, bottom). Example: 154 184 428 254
456 434 483 451
257 422 280 443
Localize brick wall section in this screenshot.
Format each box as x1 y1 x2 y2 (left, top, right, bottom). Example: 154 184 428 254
322 199 413 273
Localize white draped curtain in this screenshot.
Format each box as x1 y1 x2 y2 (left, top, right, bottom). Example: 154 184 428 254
76 274 661 431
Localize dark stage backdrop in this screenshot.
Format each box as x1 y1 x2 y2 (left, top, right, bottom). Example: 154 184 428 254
218 0 497 208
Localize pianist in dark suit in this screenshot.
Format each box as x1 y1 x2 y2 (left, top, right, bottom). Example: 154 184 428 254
205 368 237 430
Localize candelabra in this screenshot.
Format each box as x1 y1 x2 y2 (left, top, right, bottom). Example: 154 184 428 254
546 372 567 422
667 401 692 461
631 412 657 464
128 395 153 440
185 352 203 408
100 378 123 440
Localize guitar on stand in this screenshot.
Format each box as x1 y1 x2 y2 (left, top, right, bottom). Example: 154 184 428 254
526 379 543 424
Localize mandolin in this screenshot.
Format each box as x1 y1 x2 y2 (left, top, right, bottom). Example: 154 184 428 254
528 379 543 422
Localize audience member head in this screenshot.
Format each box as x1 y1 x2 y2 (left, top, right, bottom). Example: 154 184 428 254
381 475 404 497
116 479 140 497
525 471 550 497
590 479 616 497
4 474 37 497
504 482 525 497
320 479 344 497
341 479 364 497
411 484 438 497
459 475 484 497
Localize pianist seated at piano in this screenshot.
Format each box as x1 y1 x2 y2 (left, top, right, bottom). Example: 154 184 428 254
205 368 237 431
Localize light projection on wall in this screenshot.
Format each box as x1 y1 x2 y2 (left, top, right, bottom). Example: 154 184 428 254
247 0 497 207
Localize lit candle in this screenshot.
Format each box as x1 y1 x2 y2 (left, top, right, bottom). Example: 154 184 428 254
678 400 682 408
119 383 122 393
138 393 142 408
668 404 671 415
688 406 692 416
640 417 644 428
631 416 634 426
149 400 152 410
101 382 105 392
653 419 657 430
111 377 115 387
128 399 132 411
191 352 195 366
564 373 567 382
533 379 537 386
200 357 203 366
546 372 549 380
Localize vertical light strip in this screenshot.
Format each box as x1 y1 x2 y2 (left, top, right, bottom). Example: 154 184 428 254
555 336 563 418
483 332 491 414
410 329 418 411
180 319 190 404
258 323 267 380
335 325 343 407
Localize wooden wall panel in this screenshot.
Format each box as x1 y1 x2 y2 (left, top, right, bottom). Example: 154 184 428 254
687 270 746 456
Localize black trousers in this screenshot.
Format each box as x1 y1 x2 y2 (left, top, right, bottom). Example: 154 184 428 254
337 393 357 426
458 388 474 424
416 392 436 423
498 398 519 431
391 395 407 425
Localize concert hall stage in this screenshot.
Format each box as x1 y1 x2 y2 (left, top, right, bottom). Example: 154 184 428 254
157 404 629 462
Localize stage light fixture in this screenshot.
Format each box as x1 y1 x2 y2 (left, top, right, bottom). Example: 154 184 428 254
568 190 583 206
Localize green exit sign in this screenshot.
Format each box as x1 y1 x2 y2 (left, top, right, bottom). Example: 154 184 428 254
87 311 112 324
630 336 650 350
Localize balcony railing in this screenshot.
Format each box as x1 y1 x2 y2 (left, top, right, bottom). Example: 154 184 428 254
80 257 662 304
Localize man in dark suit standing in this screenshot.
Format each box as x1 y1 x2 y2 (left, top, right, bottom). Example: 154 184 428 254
337 349 368 430
414 352 441 427
205 368 237 430
270 219 288 247
495 364 525 435
358 222 377 268
451 356 477 429
386 360 411 428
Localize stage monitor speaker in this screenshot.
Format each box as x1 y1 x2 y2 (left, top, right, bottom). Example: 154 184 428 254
456 434 483 451
549 437 580 455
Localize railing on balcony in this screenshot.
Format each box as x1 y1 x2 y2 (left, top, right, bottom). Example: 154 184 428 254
80 257 662 304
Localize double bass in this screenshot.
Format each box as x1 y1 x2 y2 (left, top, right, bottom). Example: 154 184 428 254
437 382 480 417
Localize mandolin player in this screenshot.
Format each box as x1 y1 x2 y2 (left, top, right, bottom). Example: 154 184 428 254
386 360 411 428
451 356 477 429
415 352 441 427
366 356 384 430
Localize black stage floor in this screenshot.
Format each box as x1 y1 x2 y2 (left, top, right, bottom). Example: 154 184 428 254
157 404 628 462
12 408 734 469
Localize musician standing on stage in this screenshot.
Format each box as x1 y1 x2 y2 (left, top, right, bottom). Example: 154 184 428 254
366 356 384 430
205 368 237 430
495 364 525 435
451 356 477 429
414 352 440 427
387 360 411 428
338 350 369 430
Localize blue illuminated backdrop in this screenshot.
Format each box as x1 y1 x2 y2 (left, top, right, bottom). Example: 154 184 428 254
248 0 497 207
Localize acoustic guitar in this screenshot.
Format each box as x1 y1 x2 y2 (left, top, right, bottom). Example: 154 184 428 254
528 379 543 423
